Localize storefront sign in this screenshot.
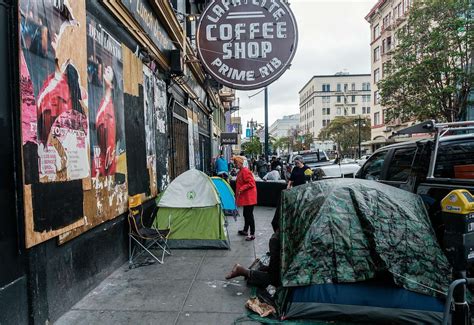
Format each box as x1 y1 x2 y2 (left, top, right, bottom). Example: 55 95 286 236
119 0 175 53
197 0 298 90
221 132 239 145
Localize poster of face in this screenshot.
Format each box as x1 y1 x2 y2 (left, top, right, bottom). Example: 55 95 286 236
86 15 126 181
20 0 89 183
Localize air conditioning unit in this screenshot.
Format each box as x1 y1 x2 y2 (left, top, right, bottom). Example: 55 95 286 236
170 49 184 75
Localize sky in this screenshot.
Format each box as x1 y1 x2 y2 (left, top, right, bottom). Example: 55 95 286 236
235 0 377 132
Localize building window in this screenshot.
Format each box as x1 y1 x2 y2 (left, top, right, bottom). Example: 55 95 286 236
374 91 380 105
344 84 348 92
352 95 356 102
362 82 370 91
337 83 341 92
367 107 371 114
322 84 331 92
373 24 380 40
382 13 391 30
352 83 356 91
327 107 330 115
344 108 348 116
374 112 381 125
403 0 411 13
322 96 330 103
374 68 380 83
362 107 366 114
394 3 402 19
351 107 355 114
344 97 347 104
337 107 342 115
374 47 380 62
337 96 341 103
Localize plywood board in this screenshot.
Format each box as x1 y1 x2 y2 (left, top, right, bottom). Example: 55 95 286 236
25 185 86 248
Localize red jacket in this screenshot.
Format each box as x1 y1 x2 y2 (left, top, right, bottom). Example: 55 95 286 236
94 98 116 176
235 167 257 206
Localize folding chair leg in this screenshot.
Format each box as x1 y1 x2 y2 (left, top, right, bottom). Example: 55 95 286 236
129 233 132 265
131 236 164 264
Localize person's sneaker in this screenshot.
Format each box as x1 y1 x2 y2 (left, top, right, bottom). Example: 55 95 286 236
238 230 248 236
245 235 255 241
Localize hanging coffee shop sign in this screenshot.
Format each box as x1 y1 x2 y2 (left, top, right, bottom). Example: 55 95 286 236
196 0 298 90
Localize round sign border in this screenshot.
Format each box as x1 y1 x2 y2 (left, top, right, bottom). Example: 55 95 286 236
196 0 298 91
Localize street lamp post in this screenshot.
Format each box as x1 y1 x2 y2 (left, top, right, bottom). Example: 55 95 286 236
354 116 366 159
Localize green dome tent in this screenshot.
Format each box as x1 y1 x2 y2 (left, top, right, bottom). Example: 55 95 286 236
153 169 229 249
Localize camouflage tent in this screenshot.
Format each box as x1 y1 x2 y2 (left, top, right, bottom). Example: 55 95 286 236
278 179 451 323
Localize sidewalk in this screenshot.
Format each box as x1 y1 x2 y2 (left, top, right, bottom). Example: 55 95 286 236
55 206 276 325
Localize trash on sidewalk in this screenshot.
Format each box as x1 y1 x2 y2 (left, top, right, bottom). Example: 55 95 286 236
245 297 276 317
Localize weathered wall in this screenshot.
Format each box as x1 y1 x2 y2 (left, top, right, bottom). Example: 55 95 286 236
0 0 28 323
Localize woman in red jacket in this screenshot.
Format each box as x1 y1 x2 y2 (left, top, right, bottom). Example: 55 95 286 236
233 156 257 241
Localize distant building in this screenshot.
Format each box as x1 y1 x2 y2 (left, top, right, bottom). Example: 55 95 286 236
269 114 300 138
365 0 413 150
298 73 371 140
230 116 242 154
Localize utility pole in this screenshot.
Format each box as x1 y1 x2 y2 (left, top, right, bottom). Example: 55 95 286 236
264 87 269 162
354 116 366 159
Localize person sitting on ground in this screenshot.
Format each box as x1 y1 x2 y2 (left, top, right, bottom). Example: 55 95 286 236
226 229 281 288
287 156 313 189
262 165 281 181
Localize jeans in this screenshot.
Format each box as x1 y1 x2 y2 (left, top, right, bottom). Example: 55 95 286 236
243 205 255 235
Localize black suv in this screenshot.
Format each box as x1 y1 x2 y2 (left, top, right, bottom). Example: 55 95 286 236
356 134 474 239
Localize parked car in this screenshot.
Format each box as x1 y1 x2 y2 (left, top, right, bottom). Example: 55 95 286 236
284 150 332 171
314 163 361 180
356 154 371 166
356 123 474 241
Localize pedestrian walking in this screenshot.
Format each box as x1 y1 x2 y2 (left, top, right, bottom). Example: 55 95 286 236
256 156 267 179
270 156 280 171
287 155 313 189
233 156 257 241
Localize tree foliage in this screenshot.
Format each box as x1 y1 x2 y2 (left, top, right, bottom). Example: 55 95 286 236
241 137 262 156
293 133 314 151
272 136 291 153
318 117 371 155
379 0 473 122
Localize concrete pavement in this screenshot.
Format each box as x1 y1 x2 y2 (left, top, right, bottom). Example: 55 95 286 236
55 206 276 325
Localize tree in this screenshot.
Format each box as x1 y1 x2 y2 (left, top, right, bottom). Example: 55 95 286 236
293 133 314 151
241 137 262 157
272 136 291 154
379 0 473 123
318 117 371 156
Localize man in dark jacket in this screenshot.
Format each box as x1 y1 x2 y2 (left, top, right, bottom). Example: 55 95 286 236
256 156 267 179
